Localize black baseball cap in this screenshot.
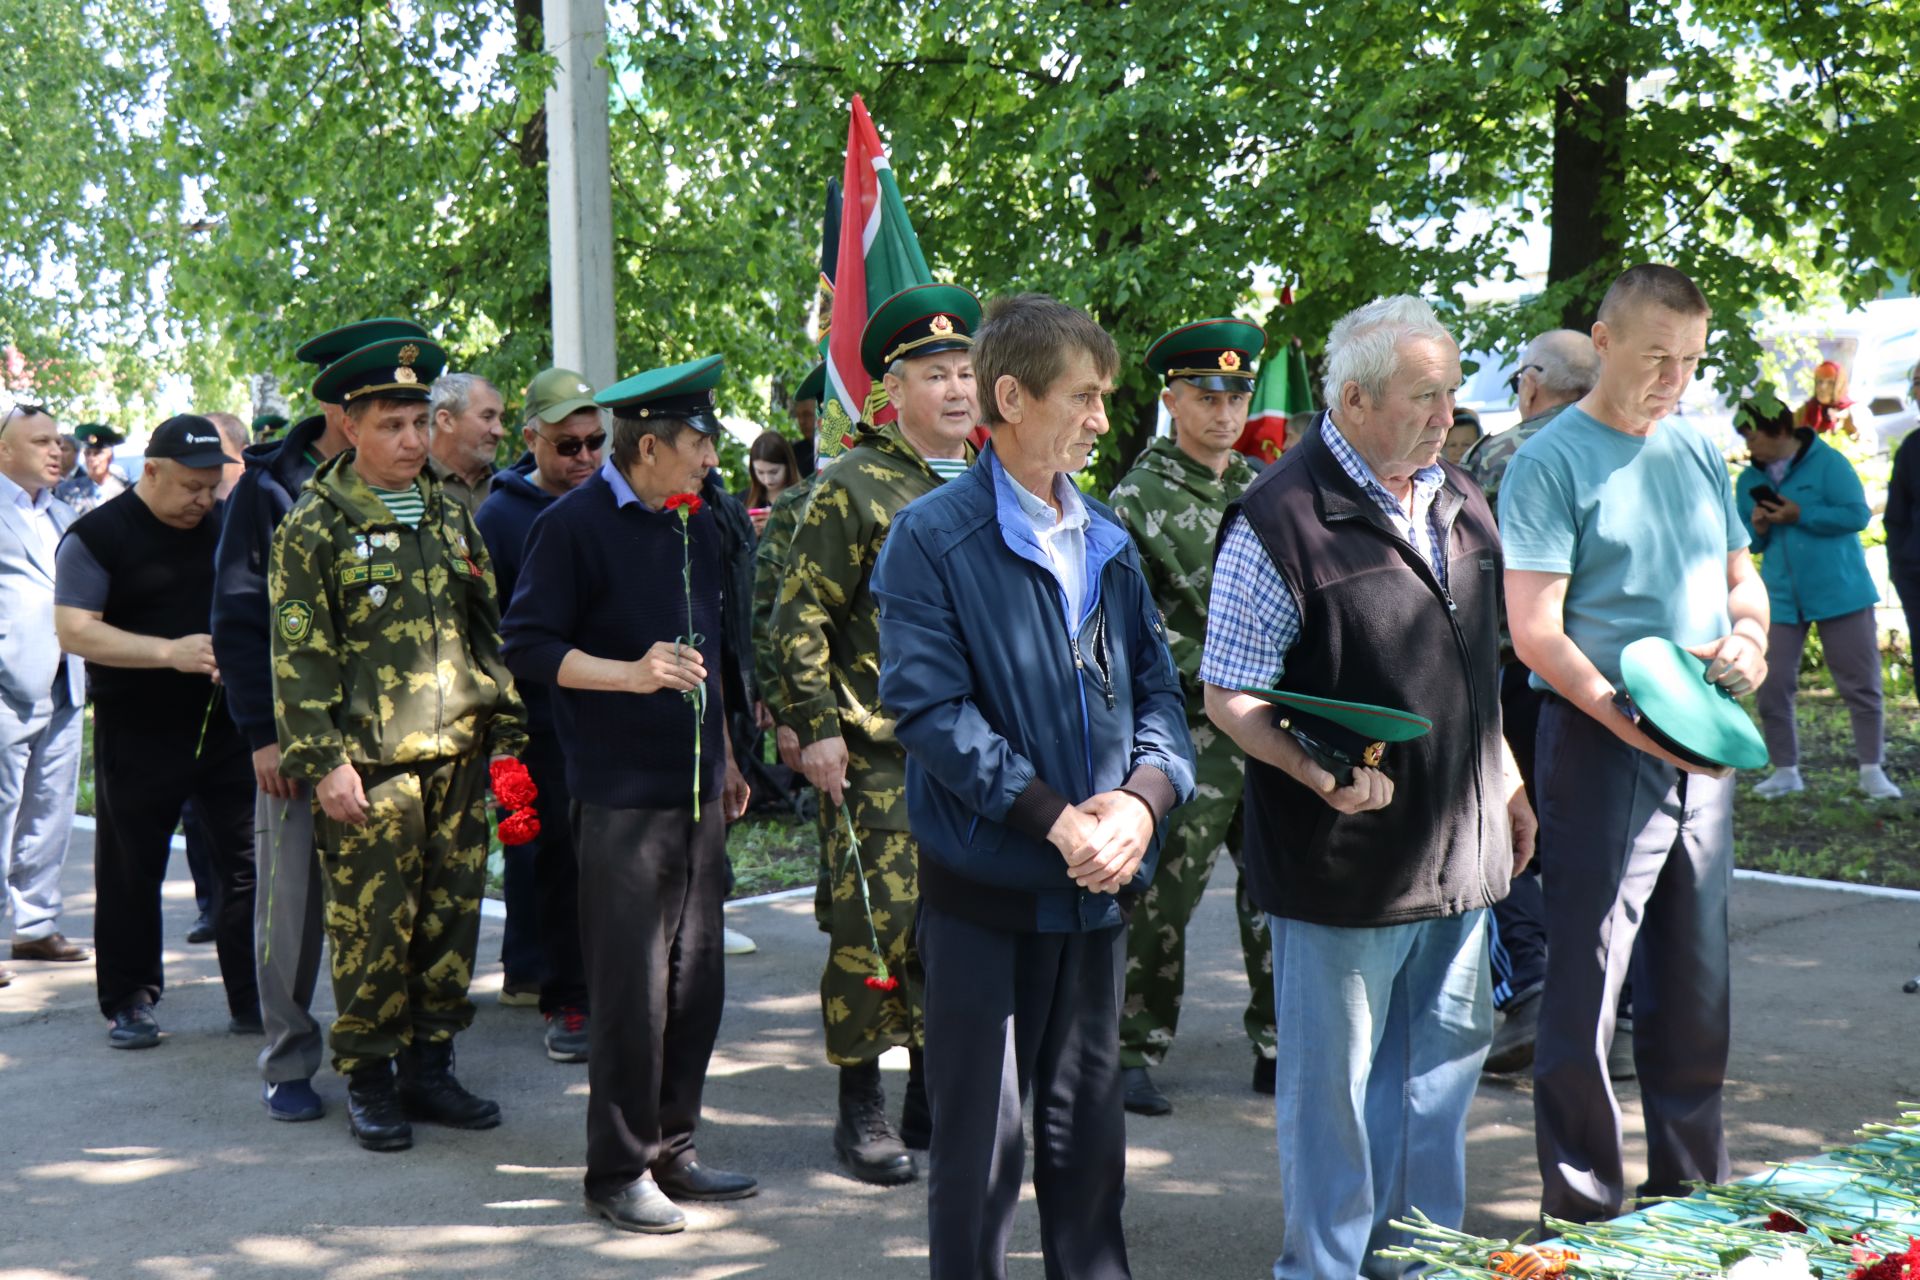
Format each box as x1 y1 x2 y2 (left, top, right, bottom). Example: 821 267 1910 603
146 414 241 469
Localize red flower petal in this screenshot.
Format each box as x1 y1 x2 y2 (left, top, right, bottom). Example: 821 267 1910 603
489 758 539 810
498 807 541 846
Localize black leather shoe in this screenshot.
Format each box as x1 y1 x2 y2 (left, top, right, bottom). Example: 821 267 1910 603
346 1063 413 1152
586 1176 687 1234
900 1048 932 1151
1252 1055 1277 1096
397 1038 501 1129
654 1160 758 1202
107 1002 161 1050
1122 1065 1170 1116
1485 988 1542 1076
834 1061 915 1185
186 913 216 944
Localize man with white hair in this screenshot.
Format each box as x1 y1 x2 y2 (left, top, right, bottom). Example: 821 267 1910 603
429 373 505 517
1202 296 1534 1279
1459 328 1601 1076
1503 264 1765 1225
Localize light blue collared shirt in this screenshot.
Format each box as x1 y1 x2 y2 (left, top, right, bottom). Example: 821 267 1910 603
993 455 1092 626
601 458 644 509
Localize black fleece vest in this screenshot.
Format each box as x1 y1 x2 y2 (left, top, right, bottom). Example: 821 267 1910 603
1228 426 1509 927
69 491 220 719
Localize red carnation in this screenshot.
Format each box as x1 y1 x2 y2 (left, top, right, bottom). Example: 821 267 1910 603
1767 1211 1809 1233
498 808 541 846
664 492 704 515
863 960 900 992
490 758 539 810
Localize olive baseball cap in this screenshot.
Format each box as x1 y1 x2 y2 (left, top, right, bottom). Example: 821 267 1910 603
524 368 600 425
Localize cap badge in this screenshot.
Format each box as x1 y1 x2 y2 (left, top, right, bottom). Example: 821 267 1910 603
1218 350 1242 371
577 382 591 394
929 313 954 337
398 343 420 365
1362 741 1385 767
393 365 419 385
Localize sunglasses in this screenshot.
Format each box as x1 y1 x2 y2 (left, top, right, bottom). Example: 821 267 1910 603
1 403 49 432
1505 364 1542 395
537 429 607 458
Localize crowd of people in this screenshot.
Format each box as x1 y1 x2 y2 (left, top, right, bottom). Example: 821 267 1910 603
1 262 1917 1278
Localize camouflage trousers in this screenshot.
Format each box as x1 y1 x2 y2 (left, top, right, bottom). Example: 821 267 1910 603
820 811 924 1065
1120 786 1276 1068
312 752 490 1075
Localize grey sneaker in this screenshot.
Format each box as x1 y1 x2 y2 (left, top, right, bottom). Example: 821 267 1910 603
544 1006 589 1063
1484 988 1542 1075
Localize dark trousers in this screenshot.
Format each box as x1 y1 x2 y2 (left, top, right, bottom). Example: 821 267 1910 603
1531 699 1733 1223
93 701 258 1020
1489 662 1547 1009
500 734 586 1012
917 900 1131 1280
183 799 214 919
1893 568 1920 657
576 799 726 1194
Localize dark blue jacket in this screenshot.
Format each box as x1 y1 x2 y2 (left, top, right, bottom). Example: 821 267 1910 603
873 447 1195 933
474 455 557 733
211 415 328 751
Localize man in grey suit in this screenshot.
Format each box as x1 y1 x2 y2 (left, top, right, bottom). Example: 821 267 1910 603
0 403 90 985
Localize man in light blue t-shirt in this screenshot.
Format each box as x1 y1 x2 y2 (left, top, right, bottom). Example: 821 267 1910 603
1501 264 1770 1226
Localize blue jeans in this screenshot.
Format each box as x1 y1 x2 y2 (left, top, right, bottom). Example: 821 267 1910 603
1269 909 1491 1280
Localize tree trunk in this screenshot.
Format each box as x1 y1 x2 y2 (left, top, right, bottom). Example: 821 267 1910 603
1546 0 1631 329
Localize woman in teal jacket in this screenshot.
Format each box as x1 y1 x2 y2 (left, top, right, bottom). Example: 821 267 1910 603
1734 400 1900 800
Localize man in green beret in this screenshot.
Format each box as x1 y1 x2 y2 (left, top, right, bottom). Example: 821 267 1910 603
56 423 132 514
269 334 528 1152
1109 318 1278 1117
769 284 981 1185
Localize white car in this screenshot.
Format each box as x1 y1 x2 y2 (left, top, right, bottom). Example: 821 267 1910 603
1755 298 1920 452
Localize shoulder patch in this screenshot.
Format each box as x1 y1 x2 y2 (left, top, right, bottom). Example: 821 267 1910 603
277 599 314 643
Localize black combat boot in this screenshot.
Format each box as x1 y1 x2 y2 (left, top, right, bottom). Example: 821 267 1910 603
900 1048 932 1151
397 1038 502 1129
833 1060 915 1185
346 1061 413 1152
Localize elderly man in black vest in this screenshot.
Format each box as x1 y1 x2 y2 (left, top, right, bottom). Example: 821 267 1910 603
54 415 259 1050
1201 297 1535 1280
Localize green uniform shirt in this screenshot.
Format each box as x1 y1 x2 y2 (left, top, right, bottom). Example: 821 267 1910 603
769 426 962 832
269 451 528 783
753 474 817 720
1108 435 1255 701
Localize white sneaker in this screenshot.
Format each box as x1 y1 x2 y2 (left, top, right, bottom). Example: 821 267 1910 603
1860 764 1903 800
722 927 758 956
1753 767 1805 798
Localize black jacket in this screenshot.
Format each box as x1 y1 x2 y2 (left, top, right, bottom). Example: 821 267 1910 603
211 415 328 751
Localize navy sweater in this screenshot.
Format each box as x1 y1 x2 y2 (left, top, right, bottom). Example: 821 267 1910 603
474 455 557 734
500 468 725 810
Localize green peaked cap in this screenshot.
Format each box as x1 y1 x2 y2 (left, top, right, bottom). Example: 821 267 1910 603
1618 638 1769 770
295 317 429 367
73 422 124 446
1146 318 1266 393
861 283 981 380
595 355 724 435
310 335 447 406
1232 684 1431 784
795 360 827 404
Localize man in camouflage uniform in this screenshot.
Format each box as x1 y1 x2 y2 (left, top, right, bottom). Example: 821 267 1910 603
1457 327 1598 1075
770 284 981 1185
1109 318 1279 1117
271 335 527 1152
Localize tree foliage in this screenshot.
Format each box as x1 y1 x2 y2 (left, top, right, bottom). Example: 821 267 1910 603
2 0 1916 485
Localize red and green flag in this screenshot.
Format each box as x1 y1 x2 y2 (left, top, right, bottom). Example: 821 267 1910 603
1240 338 1316 462
825 94 933 428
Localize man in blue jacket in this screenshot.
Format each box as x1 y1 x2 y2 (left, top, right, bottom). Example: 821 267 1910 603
211 317 427 1121
474 367 604 1062
873 293 1195 1280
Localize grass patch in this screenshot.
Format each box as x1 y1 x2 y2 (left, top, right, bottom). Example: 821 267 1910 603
1732 669 1920 888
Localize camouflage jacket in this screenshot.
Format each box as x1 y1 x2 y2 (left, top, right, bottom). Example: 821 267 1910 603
1458 406 1567 665
752 474 816 719
1108 436 1255 704
1457 406 1568 527
269 451 527 783
768 426 961 831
